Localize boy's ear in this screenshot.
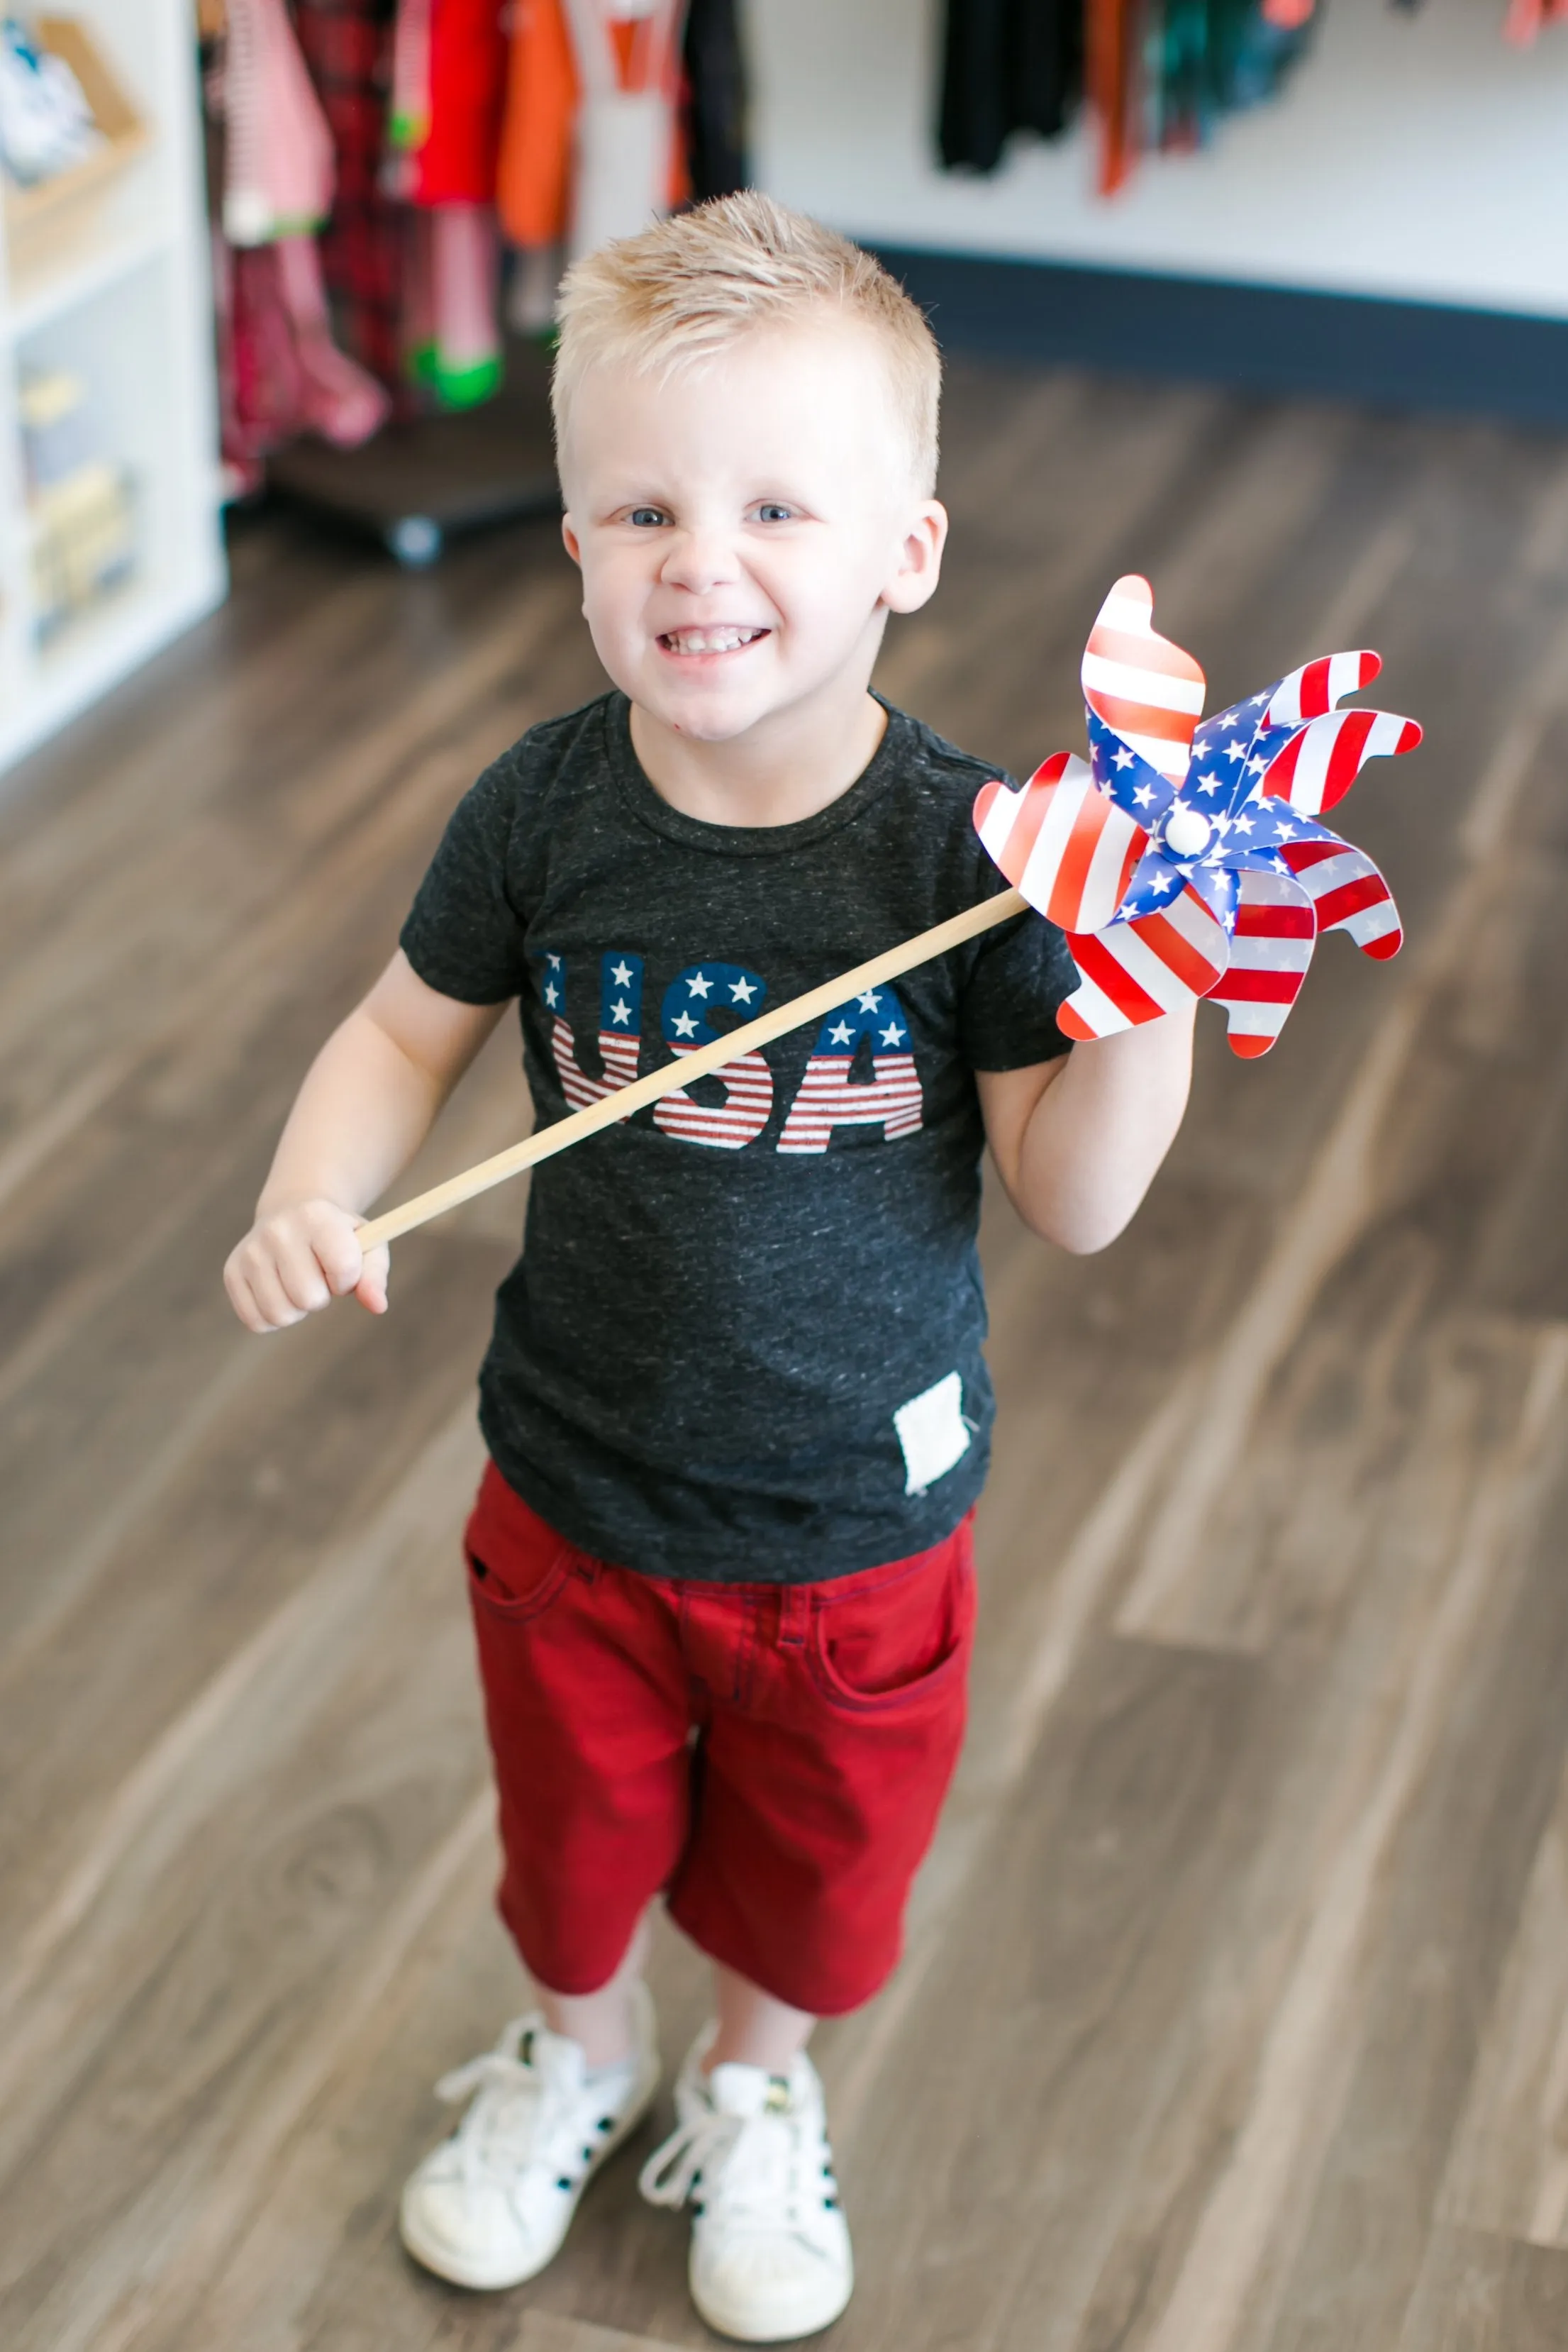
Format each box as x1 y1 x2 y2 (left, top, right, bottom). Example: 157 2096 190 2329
561 514 584 569
881 500 948 616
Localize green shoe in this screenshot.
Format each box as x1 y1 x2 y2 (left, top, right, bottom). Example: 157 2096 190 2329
430 351 504 410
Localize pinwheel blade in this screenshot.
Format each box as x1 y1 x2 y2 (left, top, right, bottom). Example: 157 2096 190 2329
1263 650 1382 729
1263 705 1423 816
1056 884 1230 1042
1281 837 1403 959
972 753 1147 933
1081 575 1207 783
1207 867 1317 1058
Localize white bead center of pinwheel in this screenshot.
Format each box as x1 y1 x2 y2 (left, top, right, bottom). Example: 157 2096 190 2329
1163 803 1212 859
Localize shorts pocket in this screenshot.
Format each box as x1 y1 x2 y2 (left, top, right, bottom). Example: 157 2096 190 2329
465 1534 574 1624
807 1537 976 1715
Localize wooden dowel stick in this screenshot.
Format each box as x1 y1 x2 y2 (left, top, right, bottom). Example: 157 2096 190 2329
357 886 1028 1251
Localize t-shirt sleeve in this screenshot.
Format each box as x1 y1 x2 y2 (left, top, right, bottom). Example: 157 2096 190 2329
399 754 529 1004
958 867 1079 1070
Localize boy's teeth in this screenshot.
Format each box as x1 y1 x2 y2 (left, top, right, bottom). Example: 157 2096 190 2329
666 628 762 654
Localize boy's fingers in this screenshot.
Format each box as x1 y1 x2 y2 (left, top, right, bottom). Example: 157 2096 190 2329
313 1219 367 1298
226 1273 273 1336
355 1243 391 1314
248 1264 306 1330
274 1241 333 1315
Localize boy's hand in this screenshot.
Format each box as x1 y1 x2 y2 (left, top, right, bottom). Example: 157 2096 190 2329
223 1200 390 1333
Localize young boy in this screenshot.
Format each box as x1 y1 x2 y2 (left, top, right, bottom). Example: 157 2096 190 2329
224 193 1194 2343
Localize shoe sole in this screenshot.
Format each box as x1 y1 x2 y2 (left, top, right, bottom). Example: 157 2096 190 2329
398 2057 660 2292
689 2262 855 2344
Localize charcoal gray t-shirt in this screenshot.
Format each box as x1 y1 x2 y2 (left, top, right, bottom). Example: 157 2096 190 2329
401 691 1075 1582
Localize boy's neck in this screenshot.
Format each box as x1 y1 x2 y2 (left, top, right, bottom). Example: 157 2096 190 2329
628 686 889 831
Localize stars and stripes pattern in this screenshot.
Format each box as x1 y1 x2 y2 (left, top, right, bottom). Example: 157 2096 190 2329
543 950 644 1110
1081 572 1206 780
970 573 1422 1055
652 962 774 1150
777 987 924 1155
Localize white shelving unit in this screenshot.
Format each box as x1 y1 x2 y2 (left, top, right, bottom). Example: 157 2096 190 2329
0 0 225 780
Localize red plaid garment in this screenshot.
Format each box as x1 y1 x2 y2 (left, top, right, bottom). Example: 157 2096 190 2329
290 0 409 394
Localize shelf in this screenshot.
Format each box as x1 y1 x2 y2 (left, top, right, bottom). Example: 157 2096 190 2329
0 0 226 783
0 562 223 775
4 222 169 343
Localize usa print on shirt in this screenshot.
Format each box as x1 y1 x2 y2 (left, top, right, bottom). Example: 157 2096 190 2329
536 947 925 1155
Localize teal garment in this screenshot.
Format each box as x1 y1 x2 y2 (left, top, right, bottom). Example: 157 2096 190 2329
1150 0 1317 153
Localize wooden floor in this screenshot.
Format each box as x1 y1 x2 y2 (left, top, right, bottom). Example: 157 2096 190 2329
6 362 1568 2352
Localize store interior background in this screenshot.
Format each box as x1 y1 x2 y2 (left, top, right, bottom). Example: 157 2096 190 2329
9 4 1568 2348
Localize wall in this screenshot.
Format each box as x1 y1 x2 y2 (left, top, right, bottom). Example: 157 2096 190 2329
747 0 1568 320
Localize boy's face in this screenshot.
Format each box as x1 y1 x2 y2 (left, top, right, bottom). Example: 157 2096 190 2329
559 323 946 752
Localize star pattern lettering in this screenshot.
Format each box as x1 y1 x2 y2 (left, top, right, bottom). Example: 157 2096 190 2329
828 1019 855 1045
671 1010 699 1038
608 998 631 1026
730 976 757 1004
879 1023 906 1048
686 972 713 997
609 959 633 987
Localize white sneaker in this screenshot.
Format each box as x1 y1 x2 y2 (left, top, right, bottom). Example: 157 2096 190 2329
639 2034 854 2343
399 1982 660 2290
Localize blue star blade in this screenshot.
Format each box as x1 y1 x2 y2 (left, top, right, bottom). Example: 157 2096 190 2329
1188 862 1239 931
1086 708 1177 824
1117 848 1189 919
1192 686 1296 822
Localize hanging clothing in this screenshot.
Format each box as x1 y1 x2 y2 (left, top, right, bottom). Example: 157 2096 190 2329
222 0 336 243
1150 0 1316 155
387 0 509 206
1084 0 1142 193
938 0 1082 174
291 0 408 392
212 0 391 469
939 0 1316 194
681 0 748 203
498 0 689 257
1503 0 1568 42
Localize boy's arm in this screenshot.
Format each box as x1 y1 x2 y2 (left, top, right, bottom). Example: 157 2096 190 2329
225 949 509 1333
975 1004 1196 1256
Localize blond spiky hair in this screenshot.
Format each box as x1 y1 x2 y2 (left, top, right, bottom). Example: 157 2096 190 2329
552 192 942 493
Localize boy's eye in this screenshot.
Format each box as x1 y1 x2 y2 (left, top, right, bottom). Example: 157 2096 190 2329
753 504 794 523
628 506 669 527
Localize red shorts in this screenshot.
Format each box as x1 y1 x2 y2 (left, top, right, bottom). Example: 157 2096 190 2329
464 1463 977 2017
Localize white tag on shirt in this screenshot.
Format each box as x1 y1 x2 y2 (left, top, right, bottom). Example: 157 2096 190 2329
893 1372 972 1496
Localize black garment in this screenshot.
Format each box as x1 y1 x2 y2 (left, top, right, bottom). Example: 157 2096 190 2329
401 692 1074 1585
682 0 749 204
939 0 1082 173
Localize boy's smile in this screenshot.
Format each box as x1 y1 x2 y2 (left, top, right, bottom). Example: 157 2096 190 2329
559 323 946 826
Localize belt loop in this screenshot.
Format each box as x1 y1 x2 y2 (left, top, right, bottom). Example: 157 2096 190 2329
777 1585 808 1647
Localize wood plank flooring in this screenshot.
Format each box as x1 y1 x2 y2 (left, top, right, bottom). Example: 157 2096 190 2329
6 363 1568 2350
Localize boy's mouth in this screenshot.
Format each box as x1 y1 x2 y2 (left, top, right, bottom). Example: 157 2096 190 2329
657 627 769 658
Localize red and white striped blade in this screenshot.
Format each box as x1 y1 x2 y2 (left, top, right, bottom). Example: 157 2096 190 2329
1262 649 1381 730
1263 706 1423 815
1055 884 1230 1042
1208 869 1316 1059
1080 575 1208 784
973 753 1147 933
1281 838 1402 958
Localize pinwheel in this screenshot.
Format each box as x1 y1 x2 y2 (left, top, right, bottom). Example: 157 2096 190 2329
973 575 1422 1055
355 577 1421 1250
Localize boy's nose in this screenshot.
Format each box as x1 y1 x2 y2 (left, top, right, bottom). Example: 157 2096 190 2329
660 529 741 595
